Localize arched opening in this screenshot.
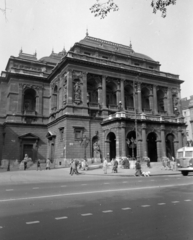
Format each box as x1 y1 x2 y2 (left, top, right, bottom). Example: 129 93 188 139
166 134 175 159
23 88 36 113
106 132 116 160
92 136 99 158
87 80 98 105
147 132 157 162
157 90 165 113
141 87 150 111
106 82 117 108
126 131 137 159
124 84 134 111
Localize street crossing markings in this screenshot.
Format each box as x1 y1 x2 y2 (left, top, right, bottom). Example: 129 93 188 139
158 203 166 205
102 210 113 213
122 208 131 210
81 213 92 216
184 199 192 202
32 187 39 189
26 221 40 225
55 216 68 220
6 189 13 191
172 201 179 203
141 205 150 207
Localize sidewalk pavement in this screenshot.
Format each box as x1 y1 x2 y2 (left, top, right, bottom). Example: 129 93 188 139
0 162 180 185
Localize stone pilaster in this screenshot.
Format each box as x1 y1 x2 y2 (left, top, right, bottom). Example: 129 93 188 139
39 87 43 115
153 85 158 115
137 83 142 113
178 89 182 117
116 128 120 159
161 124 166 157
102 75 107 108
156 139 161 161
149 90 153 112
18 84 23 114
142 123 147 158
120 79 125 110
82 72 88 107
121 124 126 158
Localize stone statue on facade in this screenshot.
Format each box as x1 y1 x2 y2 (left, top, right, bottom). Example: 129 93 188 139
93 141 101 160
74 81 82 104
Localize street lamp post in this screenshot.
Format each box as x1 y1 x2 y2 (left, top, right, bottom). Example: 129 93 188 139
133 79 140 161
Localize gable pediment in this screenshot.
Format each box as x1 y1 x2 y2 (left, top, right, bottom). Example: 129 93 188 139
19 133 39 140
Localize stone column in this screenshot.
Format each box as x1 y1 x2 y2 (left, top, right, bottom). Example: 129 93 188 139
161 125 166 157
142 123 147 158
156 140 161 161
153 85 158 115
178 127 182 149
98 83 102 107
163 91 168 114
67 70 73 104
121 124 126 158
167 88 173 115
102 75 107 108
149 89 153 112
120 79 125 110
137 83 142 113
39 87 43 115
116 89 121 108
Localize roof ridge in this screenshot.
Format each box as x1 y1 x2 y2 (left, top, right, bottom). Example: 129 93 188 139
85 36 132 50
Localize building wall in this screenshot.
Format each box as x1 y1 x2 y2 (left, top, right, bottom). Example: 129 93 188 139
2 124 47 161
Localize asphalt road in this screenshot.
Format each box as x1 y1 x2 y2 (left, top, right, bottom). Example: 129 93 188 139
0 175 193 240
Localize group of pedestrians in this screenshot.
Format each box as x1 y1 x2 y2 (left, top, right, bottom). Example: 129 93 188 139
162 156 176 170
22 154 51 171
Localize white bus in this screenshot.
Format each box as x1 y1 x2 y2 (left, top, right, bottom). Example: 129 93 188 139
176 147 193 176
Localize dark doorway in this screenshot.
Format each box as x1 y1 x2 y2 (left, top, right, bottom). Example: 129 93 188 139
23 144 33 160
126 131 137 159
147 132 157 162
50 143 55 163
166 134 175 159
107 132 116 160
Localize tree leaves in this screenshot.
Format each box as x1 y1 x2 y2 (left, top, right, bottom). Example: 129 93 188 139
90 0 177 19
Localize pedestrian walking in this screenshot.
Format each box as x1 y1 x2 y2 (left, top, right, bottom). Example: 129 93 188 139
46 158 51 170
23 154 28 170
37 159 41 171
103 158 108 174
135 159 142 176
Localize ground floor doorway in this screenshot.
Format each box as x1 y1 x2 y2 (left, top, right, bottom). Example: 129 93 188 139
147 132 157 162
106 132 116 160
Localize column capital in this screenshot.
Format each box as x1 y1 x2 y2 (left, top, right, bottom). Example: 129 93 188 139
161 124 165 131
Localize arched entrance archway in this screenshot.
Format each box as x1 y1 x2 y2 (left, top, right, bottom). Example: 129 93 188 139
126 131 137 159
106 132 116 160
166 134 175 159
147 132 157 162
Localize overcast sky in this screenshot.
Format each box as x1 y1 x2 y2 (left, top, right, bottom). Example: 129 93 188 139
0 0 192 98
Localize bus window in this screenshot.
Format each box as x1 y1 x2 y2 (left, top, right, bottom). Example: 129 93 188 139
185 151 193 158
178 152 183 158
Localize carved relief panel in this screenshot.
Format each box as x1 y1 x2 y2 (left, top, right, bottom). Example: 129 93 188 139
72 71 83 105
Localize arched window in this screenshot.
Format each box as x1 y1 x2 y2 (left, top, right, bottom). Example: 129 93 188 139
124 85 134 110
23 89 36 113
157 89 165 113
53 85 58 111
141 87 150 111
106 82 117 108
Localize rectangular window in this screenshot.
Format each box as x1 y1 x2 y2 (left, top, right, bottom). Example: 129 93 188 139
149 66 154 69
59 128 64 142
134 63 140 66
102 56 108 59
73 127 84 140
